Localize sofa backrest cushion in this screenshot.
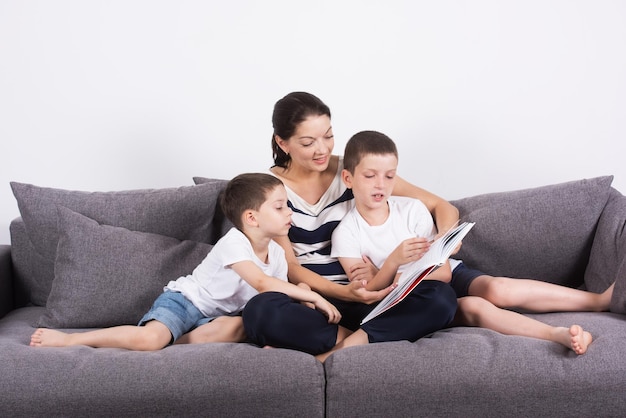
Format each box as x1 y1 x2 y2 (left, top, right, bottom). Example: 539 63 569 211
10 180 228 307
451 176 613 288
584 188 626 313
38 206 213 328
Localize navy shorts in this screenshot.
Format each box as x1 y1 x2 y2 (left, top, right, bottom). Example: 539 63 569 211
449 263 486 298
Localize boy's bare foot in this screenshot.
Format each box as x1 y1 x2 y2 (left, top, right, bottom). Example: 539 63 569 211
568 325 592 355
30 328 72 347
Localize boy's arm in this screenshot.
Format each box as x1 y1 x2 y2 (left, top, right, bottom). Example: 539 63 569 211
273 235 394 305
230 260 341 323
340 236 434 291
393 176 459 234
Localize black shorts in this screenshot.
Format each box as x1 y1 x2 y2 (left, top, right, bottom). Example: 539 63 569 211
450 263 486 298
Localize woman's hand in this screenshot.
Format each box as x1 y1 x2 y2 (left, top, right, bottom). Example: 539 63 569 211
346 256 378 283
346 279 397 305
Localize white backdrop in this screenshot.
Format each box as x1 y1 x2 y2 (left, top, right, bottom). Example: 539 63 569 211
1 1 625 245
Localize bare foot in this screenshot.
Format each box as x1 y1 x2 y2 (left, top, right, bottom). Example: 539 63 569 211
30 328 72 347
568 325 593 355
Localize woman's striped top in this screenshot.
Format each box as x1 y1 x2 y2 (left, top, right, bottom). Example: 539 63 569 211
273 158 354 283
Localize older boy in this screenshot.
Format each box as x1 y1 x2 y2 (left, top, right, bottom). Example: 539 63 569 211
330 130 594 356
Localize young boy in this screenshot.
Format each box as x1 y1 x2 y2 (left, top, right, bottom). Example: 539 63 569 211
30 173 340 350
328 130 594 358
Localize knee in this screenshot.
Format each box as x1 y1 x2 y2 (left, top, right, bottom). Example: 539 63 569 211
132 328 170 351
478 277 515 307
242 292 292 339
421 281 458 326
457 296 491 327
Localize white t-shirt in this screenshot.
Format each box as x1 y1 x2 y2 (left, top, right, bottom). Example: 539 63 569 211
331 196 437 274
166 228 288 317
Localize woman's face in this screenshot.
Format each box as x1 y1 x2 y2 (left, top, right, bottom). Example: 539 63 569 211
277 115 334 172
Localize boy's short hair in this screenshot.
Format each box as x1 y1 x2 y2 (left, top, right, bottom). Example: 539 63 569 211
343 130 398 173
221 173 284 230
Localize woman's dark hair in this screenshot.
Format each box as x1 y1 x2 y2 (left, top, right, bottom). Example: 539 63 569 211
271 92 331 169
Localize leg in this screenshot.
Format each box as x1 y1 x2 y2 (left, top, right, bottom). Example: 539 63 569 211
317 281 457 363
316 329 369 363
363 280 458 343
468 275 614 312
174 316 246 345
242 291 340 355
30 320 172 351
455 296 592 354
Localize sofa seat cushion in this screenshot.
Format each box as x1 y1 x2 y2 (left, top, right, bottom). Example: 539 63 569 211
0 307 325 418
451 176 614 288
324 311 626 417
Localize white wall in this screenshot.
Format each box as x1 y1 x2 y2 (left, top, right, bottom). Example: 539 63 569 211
1 0 625 245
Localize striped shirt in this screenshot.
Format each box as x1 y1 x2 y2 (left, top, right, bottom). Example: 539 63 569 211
273 159 354 283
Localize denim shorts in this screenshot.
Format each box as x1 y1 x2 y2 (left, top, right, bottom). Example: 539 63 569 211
450 263 486 298
138 291 214 343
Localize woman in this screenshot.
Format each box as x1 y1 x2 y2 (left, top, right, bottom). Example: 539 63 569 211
242 91 614 359
242 92 459 357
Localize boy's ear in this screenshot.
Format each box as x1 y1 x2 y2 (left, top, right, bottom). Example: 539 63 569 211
341 169 353 188
242 210 258 227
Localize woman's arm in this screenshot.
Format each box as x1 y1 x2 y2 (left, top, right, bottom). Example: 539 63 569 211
273 235 394 304
393 176 459 234
338 256 400 291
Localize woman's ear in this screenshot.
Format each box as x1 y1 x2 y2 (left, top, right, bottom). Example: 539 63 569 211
274 135 289 155
341 169 353 188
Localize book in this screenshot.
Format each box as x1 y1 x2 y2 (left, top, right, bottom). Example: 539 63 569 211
360 221 475 325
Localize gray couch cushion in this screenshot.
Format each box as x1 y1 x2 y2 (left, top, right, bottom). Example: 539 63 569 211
38 207 212 328
10 180 227 306
584 189 626 313
10 219 56 308
1 308 325 418
610 259 626 314
194 176 235 237
324 311 626 417
451 176 613 288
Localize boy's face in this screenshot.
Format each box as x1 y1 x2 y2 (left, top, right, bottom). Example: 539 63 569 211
342 153 398 210
254 185 293 238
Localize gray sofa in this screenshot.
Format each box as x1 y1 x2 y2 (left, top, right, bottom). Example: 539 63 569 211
1 176 625 417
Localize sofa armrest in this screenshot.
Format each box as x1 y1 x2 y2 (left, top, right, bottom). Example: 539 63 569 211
0 245 14 318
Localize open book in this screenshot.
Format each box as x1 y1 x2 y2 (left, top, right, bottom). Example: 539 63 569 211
360 221 475 325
